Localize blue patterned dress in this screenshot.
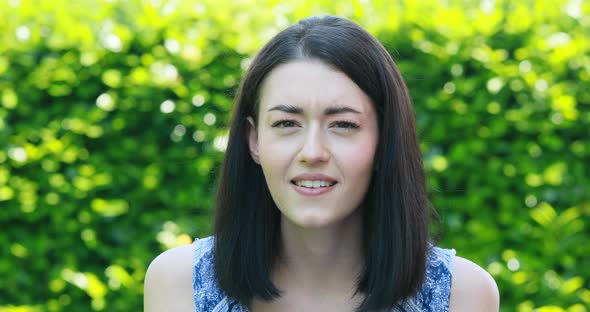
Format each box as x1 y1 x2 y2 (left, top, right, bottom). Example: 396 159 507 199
192 236 455 312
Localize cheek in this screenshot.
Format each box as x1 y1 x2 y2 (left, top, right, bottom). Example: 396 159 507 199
257 134 295 176
337 135 378 172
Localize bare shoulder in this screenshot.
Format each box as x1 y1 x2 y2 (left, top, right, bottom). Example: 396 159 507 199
144 244 196 312
449 256 500 312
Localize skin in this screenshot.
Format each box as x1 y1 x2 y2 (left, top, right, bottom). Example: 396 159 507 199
247 59 378 311
143 60 500 311
249 59 379 231
143 246 500 311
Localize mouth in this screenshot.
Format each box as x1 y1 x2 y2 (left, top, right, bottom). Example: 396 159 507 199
290 180 337 189
290 173 338 195
290 179 337 196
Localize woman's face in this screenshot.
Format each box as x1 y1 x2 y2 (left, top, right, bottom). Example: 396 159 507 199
248 60 378 229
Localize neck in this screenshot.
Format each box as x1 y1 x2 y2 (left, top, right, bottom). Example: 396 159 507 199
275 208 364 289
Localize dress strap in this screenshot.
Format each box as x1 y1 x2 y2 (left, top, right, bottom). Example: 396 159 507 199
415 246 456 311
192 237 225 312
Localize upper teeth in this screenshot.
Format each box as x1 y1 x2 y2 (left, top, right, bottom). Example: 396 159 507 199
294 180 335 188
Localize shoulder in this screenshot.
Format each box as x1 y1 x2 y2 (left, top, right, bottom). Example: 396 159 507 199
449 256 500 312
144 243 196 312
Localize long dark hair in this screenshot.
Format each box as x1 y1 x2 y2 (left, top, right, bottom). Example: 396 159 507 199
213 15 430 311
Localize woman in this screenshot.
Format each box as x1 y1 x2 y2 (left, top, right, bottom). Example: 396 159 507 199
145 16 499 311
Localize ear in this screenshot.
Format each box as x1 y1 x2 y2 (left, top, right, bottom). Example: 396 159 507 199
246 117 260 164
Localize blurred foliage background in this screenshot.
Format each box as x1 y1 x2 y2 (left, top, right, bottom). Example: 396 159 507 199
0 0 588 311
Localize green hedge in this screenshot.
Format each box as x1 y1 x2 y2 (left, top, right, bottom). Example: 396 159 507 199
1 1 588 311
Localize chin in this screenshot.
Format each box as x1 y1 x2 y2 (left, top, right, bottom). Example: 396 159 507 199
295 217 335 229
284 209 355 229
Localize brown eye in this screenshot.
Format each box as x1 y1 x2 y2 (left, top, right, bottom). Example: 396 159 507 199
332 121 360 129
271 120 299 128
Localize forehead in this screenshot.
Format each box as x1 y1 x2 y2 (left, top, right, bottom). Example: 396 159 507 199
258 60 373 113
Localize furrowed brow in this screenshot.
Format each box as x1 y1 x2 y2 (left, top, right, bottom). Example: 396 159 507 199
267 104 303 114
266 105 361 115
324 106 361 115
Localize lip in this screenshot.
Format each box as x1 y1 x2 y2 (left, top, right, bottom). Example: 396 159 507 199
291 183 336 196
290 173 338 197
291 173 337 183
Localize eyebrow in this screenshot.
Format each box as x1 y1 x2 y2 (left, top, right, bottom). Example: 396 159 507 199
267 104 361 115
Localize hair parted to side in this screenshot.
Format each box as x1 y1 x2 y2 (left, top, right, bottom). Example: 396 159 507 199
213 15 432 311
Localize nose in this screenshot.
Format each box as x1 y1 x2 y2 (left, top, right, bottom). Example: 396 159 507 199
298 126 330 165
